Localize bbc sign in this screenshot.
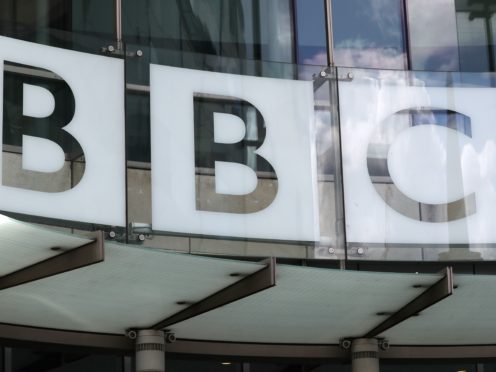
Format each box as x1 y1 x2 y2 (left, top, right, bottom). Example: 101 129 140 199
0 36 318 241
2 35 496 244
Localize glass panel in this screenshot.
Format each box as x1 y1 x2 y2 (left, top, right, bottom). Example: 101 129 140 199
295 0 328 65
406 0 460 71
123 0 296 67
339 67 496 261
331 0 407 69
456 0 496 71
0 1 114 53
124 39 343 258
0 2 124 233
0 0 337 260
455 0 494 71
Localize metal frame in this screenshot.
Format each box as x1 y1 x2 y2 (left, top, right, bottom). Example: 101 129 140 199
324 0 335 66
363 267 454 338
2 326 496 362
0 323 132 353
115 0 123 51
0 231 104 291
165 339 496 361
152 258 276 329
165 339 348 361
164 340 496 361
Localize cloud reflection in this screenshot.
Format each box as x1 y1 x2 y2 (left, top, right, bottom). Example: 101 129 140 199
334 43 406 69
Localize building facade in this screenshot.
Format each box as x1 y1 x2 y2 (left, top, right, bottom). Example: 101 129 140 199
0 0 496 371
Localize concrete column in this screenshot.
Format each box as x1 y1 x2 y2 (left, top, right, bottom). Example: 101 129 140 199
135 330 165 372
351 338 379 372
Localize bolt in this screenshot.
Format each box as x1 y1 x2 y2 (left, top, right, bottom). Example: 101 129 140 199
357 247 364 255
108 45 115 53
136 50 143 57
328 247 335 254
126 329 137 339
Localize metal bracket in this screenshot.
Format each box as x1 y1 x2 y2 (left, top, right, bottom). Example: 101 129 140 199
313 68 354 92
313 68 334 91
0 231 105 291
363 267 454 338
100 45 143 58
128 222 153 243
151 257 276 330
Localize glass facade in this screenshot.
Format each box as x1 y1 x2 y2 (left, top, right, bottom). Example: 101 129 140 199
1 1 496 368
331 0 407 69
0 1 495 263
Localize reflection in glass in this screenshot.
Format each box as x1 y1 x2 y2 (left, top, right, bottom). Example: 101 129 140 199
0 1 113 53
123 0 295 63
331 0 407 69
456 0 496 71
295 0 328 65
406 0 460 71
339 68 496 261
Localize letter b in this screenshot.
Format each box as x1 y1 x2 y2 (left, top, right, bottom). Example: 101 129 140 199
3 61 85 192
194 95 278 213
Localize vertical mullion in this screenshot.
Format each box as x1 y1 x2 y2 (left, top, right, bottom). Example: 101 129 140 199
324 0 334 66
402 0 413 70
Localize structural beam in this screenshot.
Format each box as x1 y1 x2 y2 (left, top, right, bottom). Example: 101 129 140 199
152 258 276 330
0 231 104 291
382 345 496 360
165 339 347 361
165 340 496 361
0 323 132 353
363 267 454 338
324 0 335 66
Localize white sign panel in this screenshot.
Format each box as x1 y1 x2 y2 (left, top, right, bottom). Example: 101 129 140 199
0 36 125 226
340 71 496 244
151 65 319 241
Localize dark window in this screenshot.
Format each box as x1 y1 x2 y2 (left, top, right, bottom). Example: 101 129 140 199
0 1 114 53
11 349 122 372
123 0 296 64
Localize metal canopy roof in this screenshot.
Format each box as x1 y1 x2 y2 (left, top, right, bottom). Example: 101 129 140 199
382 274 496 345
0 214 93 276
0 241 266 333
169 265 443 344
0 215 495 358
